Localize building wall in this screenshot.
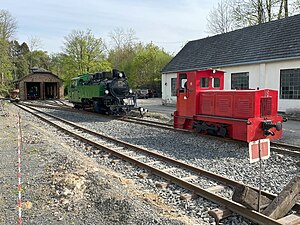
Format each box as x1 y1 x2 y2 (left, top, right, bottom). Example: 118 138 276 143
161 73 177 105
19 73 64 100
162 58 300 111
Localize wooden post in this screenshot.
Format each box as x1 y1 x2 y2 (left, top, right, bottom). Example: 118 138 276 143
263 175 300 220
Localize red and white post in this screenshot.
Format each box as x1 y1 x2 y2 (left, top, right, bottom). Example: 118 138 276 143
249 138 270 212
17 113 22 225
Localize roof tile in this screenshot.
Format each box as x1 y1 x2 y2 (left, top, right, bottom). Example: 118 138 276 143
162 14 300 73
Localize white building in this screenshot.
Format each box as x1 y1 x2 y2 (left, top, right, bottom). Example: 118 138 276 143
161 14 300 112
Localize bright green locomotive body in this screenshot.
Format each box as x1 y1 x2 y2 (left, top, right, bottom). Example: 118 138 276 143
69 74 105 103
68 70 135 115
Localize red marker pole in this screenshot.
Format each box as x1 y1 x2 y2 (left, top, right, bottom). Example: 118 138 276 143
17 113 22 225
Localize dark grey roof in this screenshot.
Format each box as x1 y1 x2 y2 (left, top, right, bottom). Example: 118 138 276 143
162 14 300 73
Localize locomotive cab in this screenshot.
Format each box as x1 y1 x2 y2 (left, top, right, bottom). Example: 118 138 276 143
175 69 224 119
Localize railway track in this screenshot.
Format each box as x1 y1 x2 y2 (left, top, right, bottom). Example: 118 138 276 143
20 101 300 157
15 103 300 225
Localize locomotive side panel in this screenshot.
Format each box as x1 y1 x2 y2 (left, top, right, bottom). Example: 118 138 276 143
232 92 255 119
198 93 215 115
215 94 233 117
198 91 256 119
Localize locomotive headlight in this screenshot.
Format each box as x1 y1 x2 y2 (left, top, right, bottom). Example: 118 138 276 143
129 89 133 93
105 90 109 95
119 73 123 78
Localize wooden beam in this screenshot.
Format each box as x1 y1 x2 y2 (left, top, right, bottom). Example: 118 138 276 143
232 185 272 210
208 207 233 225
276 214 300 225
263 176 300 220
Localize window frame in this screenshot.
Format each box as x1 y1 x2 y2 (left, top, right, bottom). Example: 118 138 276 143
171 78 177 96
178 73 187 93
280 68 300 99
200 77 209 88
231 72 249 90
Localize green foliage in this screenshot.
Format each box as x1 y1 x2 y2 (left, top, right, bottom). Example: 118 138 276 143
62 29 111 81
0 83 13 97
10 40 30 79
129 43 172 89
108 28 172 89
0 39 12 82
30 50 51 69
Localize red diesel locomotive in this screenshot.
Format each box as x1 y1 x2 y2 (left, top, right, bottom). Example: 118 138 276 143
174 69 283 142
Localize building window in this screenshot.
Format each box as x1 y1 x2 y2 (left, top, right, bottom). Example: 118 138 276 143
231 72 249 89
280 69 300 99
171 78 177 96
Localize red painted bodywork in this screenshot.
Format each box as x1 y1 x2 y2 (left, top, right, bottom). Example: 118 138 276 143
174 69 283 142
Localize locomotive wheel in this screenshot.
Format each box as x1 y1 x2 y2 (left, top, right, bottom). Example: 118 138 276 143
218 126 227 137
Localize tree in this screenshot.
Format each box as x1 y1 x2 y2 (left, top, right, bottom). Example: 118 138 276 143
232 0 291 28
130 43 172 89
0 10 17 40
9 40 29 79
207 0 297 34
27 36 43 69
207 0 234 34
0 39 12 85
0 10 16 88
108 28 138 70
30 50 51 70
62 29 110 80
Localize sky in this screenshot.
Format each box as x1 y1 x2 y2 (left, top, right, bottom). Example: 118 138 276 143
2 0 218 55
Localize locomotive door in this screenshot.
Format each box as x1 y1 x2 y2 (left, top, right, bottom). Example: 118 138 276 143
176 73 196 117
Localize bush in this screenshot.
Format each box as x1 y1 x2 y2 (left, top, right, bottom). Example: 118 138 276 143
0 84 11 98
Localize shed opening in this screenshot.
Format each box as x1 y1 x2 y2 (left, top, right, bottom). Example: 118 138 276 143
26 82 40 100
45 82 58 99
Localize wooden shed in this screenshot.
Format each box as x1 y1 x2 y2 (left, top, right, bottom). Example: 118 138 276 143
15 68 64 100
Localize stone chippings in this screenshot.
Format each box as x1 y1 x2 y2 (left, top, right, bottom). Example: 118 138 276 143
12 104 300 225
0 104 195 225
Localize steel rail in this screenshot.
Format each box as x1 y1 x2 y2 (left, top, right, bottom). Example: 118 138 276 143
16 103 300 204
271 142 300 153
15 103 284 225
120 116 173 127
118 117 174 130
19 102 300 158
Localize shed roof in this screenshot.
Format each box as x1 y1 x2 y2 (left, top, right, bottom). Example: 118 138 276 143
15 69 62 82
162 14 300 73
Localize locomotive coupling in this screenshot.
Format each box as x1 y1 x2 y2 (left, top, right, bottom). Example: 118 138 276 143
262 120 282 136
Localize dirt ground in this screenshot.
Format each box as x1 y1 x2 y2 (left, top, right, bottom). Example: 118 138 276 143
0 102 200 225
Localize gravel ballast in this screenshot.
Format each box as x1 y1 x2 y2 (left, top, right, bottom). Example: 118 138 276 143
0 102 200 225
3 101 300 224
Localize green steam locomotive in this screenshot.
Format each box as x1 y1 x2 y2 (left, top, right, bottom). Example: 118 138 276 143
68 69 136 115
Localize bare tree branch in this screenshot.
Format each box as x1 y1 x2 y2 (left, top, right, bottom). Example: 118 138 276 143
207 0 234 34
0 10 17 40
